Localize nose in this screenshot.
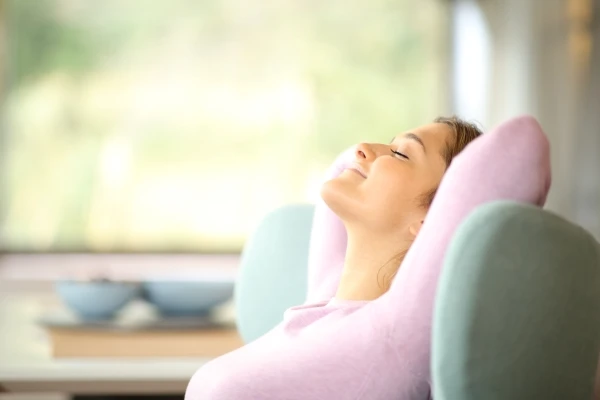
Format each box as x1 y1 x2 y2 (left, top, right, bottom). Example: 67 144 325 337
355 143 375 161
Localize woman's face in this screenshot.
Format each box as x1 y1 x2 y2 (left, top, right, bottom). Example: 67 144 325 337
322 122 453 233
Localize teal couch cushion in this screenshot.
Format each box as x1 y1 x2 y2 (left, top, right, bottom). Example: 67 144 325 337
235 204 314 343
433 201 600 400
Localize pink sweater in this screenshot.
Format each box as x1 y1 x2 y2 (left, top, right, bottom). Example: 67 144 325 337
186 116 551 400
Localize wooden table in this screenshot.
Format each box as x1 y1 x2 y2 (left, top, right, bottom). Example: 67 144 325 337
0 283 234 396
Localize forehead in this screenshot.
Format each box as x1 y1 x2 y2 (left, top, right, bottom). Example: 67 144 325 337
394 122 454 154
390 122 454 148
410 122 453 143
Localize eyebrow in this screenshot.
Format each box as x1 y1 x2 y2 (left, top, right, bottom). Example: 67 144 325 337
389 133 427 153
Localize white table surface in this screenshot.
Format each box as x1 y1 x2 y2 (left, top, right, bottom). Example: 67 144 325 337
0 282 232 395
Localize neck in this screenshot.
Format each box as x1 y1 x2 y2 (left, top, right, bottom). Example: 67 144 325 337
335 227 407 301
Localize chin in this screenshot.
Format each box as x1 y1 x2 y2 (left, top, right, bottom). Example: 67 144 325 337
320 177 364 223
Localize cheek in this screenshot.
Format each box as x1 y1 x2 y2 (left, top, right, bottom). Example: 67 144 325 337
362 163 415 216
367 159 416 200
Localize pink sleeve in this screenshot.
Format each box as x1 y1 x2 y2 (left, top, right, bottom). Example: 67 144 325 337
380 116 552 375
305 146 355 303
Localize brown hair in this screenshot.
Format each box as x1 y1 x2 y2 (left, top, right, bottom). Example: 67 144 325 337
378 116 483 290
418 115 483 207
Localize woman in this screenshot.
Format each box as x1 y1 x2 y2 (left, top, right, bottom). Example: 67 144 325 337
315 116 481 302
186 115 551 399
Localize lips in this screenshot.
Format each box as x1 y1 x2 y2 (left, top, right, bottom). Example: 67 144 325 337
345 164 367 178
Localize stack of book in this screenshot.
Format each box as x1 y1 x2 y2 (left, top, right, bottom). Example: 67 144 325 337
39 307 243 358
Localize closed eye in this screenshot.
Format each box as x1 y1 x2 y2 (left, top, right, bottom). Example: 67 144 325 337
391 149 409 160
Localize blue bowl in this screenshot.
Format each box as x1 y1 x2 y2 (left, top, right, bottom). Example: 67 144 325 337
142 280 234 317
55 280 141 321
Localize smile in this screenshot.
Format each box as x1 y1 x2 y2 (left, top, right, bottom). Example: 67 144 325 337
346 167 367 179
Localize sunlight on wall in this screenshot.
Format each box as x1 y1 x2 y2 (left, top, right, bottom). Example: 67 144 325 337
452 0 492 126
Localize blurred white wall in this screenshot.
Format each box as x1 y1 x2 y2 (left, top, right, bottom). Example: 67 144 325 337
452 0 600 239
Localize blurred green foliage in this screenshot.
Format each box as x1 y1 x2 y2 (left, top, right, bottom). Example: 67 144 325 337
8 0 97 85
1 0 446 252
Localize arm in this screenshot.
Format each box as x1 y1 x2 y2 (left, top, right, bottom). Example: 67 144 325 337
380 116 552 374
305 146 355 303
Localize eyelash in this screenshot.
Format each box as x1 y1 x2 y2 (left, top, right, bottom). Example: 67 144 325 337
391 149 409 160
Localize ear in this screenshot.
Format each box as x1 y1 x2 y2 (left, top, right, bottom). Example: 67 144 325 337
408 220 424 239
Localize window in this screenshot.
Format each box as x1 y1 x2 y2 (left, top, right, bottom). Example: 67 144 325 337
1 0 448 252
